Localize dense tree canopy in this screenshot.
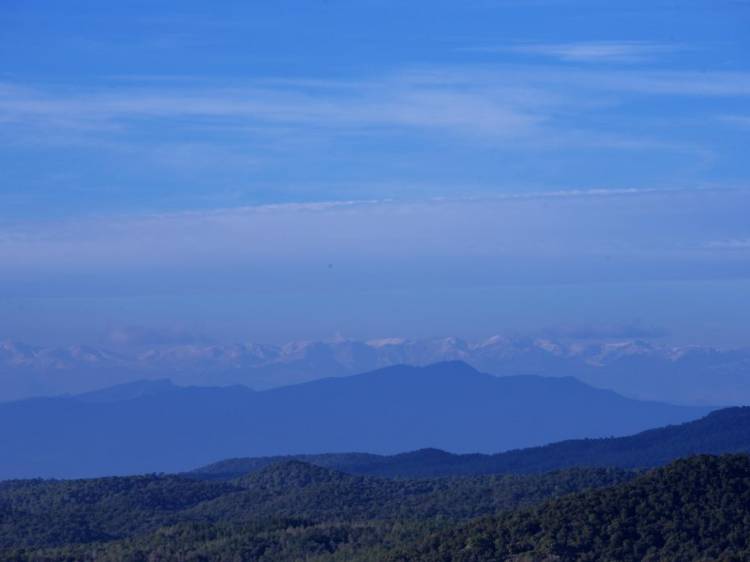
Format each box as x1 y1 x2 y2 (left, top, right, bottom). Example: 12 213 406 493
2 455 749 561
0 463 631 560
391 455 750 562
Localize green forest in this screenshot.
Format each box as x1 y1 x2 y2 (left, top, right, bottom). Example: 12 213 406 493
2 455 750 561
391 455 750 562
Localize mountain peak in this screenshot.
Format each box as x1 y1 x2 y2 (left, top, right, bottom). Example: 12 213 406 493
393 448 455 462
0 360 710 478
237 460 352 489
346 360 485 386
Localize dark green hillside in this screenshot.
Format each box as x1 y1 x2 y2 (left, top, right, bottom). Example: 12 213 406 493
191 461 634 522
0 462 632 560
192 407 750 479
4 455 750 561
192 452 384 481
0 475 234 549
391 454 750 562
3 519 411 562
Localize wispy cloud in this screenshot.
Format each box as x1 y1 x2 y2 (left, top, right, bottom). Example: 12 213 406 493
1 63 746 172
0 79 545 140
719 115 750 129
475 41 678 64
1 187 747 272
0 63 746 219
703 238 750 250
2 63 748 142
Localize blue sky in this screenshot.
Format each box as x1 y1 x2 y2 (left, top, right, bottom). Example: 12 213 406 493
0 0 748 346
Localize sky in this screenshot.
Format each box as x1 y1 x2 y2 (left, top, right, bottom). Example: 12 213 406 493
0 0 749 347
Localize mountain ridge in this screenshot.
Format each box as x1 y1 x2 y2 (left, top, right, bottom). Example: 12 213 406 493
0 361 709 479
2 336 749 405
192 406 750 479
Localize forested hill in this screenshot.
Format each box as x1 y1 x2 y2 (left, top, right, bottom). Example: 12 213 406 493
391 454 750 562
0 462 631 560
4 456 748 561
192 406 750 479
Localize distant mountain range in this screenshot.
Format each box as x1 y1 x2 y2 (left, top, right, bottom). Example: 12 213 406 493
0 362 709 479
193 406 750 479
2 335 750 404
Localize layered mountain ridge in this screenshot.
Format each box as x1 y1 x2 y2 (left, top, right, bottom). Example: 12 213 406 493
2 335 749 404
192 406 750 479
0 361 709 479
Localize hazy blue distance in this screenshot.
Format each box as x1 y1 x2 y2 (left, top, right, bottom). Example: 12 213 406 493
0 0 748 347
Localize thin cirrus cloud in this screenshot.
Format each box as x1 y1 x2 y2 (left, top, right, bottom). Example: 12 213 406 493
1 188 748 281
703 238 750 250
0 62 748 229
0 62 748 199
720 115 750 128
2 64 749 142
0 79 544 140
471 41 679 63
0 64 742 205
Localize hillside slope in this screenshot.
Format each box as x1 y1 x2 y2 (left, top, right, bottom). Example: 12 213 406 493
0 462 631 556
391 454 750 562
193 406 750 479
8 456 748 561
